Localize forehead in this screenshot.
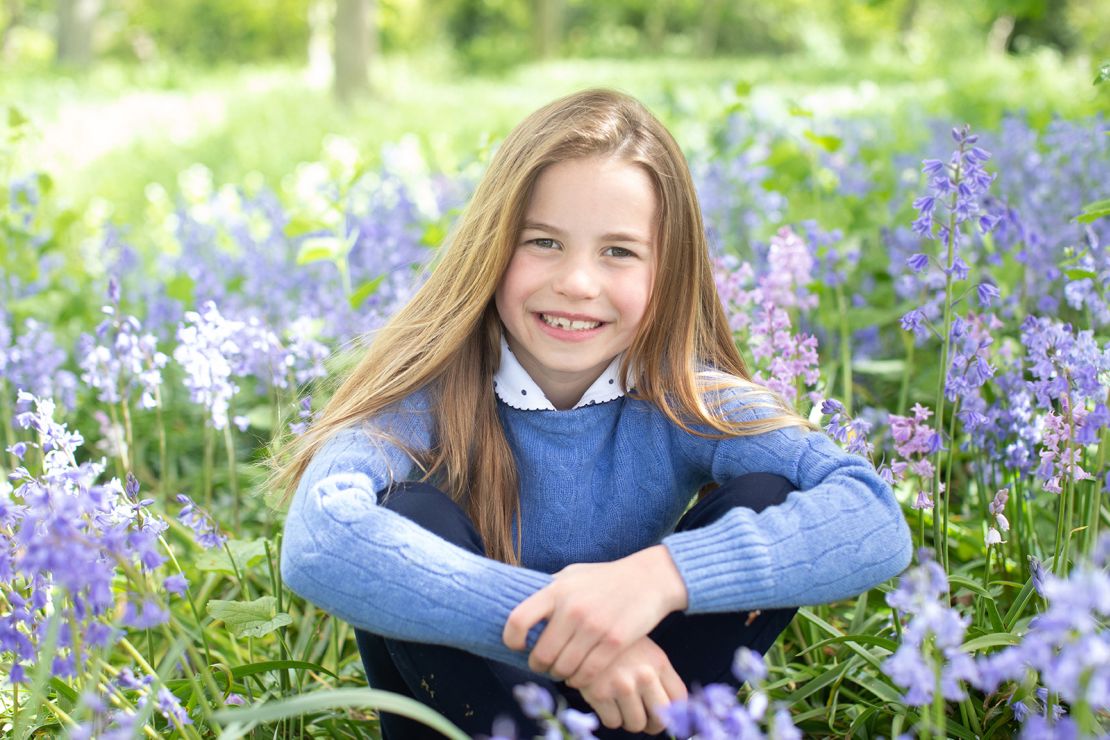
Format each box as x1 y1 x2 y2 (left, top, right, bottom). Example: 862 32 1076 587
524 156 658 238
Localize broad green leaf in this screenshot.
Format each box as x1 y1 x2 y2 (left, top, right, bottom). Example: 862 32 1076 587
195 538 269 575
213 687 469 740
734 80 753 97
296 235 344 265
349 275 386 310
207 596 292 638
1064 268 1098 280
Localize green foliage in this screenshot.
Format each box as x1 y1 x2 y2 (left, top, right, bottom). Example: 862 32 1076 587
118 0 312 63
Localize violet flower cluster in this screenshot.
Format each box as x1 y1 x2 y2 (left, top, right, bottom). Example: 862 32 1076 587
482 682 600 740
1 392 169 684
71 665 192 738
712 227 824 407
883 549 978 707
77 280 168 410
973 534 1110 738
883 403 942 509
0 313 78 416
820 398 874 458
657 647 800 739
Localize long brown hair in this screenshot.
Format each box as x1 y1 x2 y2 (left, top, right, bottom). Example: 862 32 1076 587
270 89 812 565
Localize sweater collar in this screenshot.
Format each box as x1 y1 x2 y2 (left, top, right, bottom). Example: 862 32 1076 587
494 335 628 411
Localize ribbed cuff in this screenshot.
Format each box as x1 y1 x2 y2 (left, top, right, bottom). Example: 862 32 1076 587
662 507 777 613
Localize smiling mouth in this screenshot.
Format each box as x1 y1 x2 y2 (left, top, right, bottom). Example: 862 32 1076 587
539 313 603 331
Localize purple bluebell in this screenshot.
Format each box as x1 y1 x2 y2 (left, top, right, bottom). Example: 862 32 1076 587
176 494 227 549
511 682 554 719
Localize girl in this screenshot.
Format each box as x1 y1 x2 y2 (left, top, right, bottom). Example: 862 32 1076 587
277 89 912 738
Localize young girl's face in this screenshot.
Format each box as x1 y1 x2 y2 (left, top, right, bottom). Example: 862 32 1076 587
495 156 657 409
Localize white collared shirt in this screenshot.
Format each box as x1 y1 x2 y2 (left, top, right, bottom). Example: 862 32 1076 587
493 335 628 411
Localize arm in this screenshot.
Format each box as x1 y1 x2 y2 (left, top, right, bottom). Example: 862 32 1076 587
662 392 913 613
280 401 554 670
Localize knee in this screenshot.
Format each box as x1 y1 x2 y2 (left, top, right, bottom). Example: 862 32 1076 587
715 473 796 514
379 482 486 554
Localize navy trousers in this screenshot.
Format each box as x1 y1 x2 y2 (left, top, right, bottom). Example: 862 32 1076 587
355 474 798 739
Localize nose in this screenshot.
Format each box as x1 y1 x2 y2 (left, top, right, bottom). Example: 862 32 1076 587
552 254 601 300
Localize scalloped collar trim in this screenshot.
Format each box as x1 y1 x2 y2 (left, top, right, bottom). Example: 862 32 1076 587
493 335 628 411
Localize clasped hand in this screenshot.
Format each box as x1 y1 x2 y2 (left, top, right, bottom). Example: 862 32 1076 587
502 545 689 731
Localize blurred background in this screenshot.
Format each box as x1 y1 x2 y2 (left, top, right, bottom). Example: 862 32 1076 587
1 0 1107 225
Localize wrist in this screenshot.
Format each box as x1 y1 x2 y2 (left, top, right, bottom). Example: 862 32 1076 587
632 545 689 613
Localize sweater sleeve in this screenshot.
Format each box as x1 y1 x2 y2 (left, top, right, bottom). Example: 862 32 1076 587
662 388 912 613
280 394 553 670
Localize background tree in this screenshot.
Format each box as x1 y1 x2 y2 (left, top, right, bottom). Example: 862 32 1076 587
334 0 375 102
533 0 563 59
56 0 98 65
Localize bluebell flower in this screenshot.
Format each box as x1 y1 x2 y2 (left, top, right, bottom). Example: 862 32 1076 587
557 708 599 739
511 682 554 719
907 253 929 272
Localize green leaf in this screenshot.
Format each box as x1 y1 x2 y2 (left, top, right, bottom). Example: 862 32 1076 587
1077 198 1110 224
283 213 327 239
1064 268 1098 280
213 687 469 740
195 538 269 575
230 659 338 681
734 80 753 98
1095 62 1110 85
947 574 994 598
962 632 1021 653
207 596 292 638
852 358 906 377
8 106 29 129
165 274 196 305
1004 578 1037 631
788 102 813 118
799 633 899 656
296 235 344 265
349 274 386 310
803 130 843 152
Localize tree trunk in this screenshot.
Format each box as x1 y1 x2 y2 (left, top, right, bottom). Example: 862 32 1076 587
334 0 375 103
56 0 99 66
645 3 665 54
697 0 723 56
533 0 563 59
1 0 23 56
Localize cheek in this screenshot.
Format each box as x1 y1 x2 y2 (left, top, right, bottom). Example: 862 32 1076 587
618 269 654 327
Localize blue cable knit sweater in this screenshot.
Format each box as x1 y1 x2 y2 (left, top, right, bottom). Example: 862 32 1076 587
281 384 913 672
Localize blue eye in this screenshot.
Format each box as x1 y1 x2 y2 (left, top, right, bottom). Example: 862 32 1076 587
604 246 635 258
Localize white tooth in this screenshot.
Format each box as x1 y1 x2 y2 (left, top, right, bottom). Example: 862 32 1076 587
542 314 599 331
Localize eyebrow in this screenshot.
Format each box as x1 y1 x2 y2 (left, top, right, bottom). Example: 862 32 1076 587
521 221 651 246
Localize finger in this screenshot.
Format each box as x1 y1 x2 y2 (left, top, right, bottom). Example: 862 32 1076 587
502 590 553 650
565 636 621 688
615 687 648 733
527 614 578 674
589 697 622 730
642 680 672 735
549 633 597 681
659 661 688 703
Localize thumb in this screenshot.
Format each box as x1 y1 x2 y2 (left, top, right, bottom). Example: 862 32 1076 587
502 588 554 650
